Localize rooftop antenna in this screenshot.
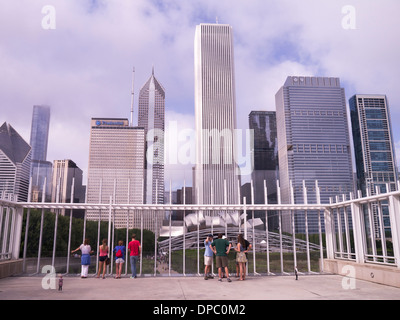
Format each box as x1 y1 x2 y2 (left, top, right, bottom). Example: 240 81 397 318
130 67 135 126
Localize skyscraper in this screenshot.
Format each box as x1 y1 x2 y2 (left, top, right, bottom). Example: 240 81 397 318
276 76 354 233
194 23 240 205
248 111 278 204
51 159 85 216
138 68 165 205
86 118 147 229
0 122 31 202
350 94 398 195
29 105 52 202
30 105 50 161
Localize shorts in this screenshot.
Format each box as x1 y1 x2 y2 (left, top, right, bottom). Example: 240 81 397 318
115 258 125 264
215 256 228 269
204 256 213 266
99 255 108 262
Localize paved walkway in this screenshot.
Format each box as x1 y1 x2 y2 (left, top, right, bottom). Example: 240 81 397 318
1 274 400 301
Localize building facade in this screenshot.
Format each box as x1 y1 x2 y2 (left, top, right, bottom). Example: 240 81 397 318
30 105 50 162
138 69 165 205
0 122 31 202
194 23 240 206
249 111 279 230
51 159 85 216
29 105 52 202
350 94 398 238
86 118 154 229
350 94 398 194
276 76 354 233
249 111 278 203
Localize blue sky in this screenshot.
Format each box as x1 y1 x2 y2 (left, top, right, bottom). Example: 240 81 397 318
1 0 399 188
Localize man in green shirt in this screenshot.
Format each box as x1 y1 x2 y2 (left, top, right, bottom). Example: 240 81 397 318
211 233 232 282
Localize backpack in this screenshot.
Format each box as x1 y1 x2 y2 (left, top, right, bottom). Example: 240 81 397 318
116 248 123 258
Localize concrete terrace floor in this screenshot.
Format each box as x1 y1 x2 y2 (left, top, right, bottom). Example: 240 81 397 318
1 273 400 301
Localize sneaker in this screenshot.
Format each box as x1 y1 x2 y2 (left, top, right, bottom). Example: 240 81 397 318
218 278 222 282
204 276 208 280
227 278 232 282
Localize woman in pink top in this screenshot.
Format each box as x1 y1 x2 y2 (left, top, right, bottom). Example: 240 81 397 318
96 239 109 279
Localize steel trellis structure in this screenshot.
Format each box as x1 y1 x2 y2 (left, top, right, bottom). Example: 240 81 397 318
1 179 400 277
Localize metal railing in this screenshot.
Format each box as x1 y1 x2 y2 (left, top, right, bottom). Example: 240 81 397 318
1 179 400 277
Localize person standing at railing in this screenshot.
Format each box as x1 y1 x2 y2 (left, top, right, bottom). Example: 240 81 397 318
235 234 249 281
211 233 232 282
113 240 126 279
96 239 109 279
128 234 141 279
71 238 94 278
204 234 214 280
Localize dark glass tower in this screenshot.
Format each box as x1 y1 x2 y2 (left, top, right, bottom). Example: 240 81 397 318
29 105 52 201
30 105 50 162
350 94 398 195
249 111 279 230
248 111 278 204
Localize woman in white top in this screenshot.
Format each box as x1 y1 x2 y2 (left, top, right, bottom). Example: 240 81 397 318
72 238 93 278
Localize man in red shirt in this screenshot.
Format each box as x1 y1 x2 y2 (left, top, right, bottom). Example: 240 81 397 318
128 234 141 278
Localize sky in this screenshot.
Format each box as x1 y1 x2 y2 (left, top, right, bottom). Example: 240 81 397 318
1 0 399 190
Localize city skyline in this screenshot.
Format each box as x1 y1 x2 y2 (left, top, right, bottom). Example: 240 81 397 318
1 1 400 191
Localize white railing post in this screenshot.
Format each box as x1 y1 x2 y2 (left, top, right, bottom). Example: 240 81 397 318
388 193 400 268
350 192 366 264
324 206 335 260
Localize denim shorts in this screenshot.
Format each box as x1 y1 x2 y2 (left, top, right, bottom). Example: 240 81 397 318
115 258 125 264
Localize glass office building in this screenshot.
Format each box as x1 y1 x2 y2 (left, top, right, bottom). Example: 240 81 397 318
30 105 50 162
249 111 279 230
276 76 354 233
350 94 398 194
350 94 398 238
248 111 278 203
29 105 52 201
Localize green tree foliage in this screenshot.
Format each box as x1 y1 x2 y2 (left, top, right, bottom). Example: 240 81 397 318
20 209 155 258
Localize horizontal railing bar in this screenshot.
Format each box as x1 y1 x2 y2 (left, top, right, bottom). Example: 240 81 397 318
2 190 399 211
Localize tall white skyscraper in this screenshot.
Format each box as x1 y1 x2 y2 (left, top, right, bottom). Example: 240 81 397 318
194 23 240 205
138 68 165 205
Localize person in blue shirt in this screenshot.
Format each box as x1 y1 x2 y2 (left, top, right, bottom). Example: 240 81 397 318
113 240 126 279
204 234 214 280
